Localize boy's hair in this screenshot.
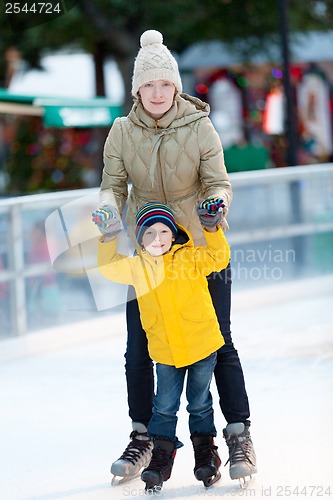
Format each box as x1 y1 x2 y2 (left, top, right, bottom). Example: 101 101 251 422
135 202 178 245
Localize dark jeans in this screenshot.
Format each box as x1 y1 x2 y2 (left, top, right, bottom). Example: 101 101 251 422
125 263 250 428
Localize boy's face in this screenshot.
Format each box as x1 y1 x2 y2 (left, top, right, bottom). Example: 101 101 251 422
141 222 175 256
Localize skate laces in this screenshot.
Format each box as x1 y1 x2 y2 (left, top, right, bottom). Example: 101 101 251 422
118 431 152 466
147 447 175 473
224 431 255 467
194 443 218 470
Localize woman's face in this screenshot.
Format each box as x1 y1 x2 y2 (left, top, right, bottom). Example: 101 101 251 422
139 80 176 119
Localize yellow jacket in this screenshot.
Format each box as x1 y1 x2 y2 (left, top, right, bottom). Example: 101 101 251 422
98 225 230 368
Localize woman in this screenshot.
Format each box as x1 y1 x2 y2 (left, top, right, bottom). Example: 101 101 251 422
97 29 257 484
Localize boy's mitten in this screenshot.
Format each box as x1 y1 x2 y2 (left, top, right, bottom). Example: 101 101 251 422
197 197 225 227
92 205 123 236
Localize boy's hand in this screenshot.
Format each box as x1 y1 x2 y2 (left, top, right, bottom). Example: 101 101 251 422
197 197 225 228
92 205 123 236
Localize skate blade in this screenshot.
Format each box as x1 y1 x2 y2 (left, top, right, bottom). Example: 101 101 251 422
111 471 141 486
145 484 163 494
202 471 221 488
239 475 253 489
142 472 163 494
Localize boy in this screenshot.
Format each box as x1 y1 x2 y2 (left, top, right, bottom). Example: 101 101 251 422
93 200 229 492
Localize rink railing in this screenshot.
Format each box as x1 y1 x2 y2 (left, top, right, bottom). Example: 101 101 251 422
0 163 333 337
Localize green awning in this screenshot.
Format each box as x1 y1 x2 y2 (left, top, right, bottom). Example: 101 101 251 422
35 98 122 127
0 89 122 127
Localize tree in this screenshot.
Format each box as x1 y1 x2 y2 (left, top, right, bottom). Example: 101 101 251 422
1 0 332 111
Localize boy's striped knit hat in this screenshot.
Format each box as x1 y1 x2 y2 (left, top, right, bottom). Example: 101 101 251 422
135 202 178 244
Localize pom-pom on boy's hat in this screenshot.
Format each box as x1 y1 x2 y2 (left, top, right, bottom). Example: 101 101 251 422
132 29 182 97
135 202 178 245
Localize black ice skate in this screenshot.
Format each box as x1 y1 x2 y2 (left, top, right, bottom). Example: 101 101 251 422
141 438 176 493
223 422 257 487
111 423 153 485
191 434 221 487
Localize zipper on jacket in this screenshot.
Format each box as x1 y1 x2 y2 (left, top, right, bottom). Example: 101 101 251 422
158 148 167 202
149 120 167 201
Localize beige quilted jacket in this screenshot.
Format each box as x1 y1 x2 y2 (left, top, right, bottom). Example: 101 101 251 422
100 93 232 246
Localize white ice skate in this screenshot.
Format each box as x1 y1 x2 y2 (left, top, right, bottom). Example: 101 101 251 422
111 423 153 485
223 422 257 488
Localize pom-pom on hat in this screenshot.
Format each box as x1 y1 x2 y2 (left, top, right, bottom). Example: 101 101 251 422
135 202 178 245
131 29 182 97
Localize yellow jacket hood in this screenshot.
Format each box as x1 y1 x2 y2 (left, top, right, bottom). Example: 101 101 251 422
98 226 230 367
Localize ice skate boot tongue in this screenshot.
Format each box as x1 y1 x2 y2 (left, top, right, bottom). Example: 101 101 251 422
225 422 245 436
132 422 151 440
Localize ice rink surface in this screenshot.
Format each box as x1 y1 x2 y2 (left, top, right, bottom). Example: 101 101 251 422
1 275 332 500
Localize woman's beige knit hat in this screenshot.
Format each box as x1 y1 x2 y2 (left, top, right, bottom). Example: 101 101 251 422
131 30 182 97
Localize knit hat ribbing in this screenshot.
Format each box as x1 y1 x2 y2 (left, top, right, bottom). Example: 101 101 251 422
135 202 178 245
131 30 182 97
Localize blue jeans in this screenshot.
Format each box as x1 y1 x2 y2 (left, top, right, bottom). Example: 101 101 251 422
125 263 250 427
148 353 217 441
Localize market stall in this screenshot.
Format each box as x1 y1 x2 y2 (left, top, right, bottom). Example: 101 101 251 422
0 89 122 194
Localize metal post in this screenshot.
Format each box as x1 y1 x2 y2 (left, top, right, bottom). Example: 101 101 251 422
8 205 27 335
278 0 298 166
278 0 304 272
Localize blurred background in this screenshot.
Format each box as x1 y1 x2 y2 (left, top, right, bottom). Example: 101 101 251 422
0 0 333 337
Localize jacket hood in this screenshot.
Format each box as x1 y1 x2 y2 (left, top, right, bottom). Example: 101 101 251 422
172 223 192 249
128 93 210 131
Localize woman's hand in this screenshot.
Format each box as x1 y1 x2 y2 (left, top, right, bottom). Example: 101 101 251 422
197 197 225 228
92 205 123 236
